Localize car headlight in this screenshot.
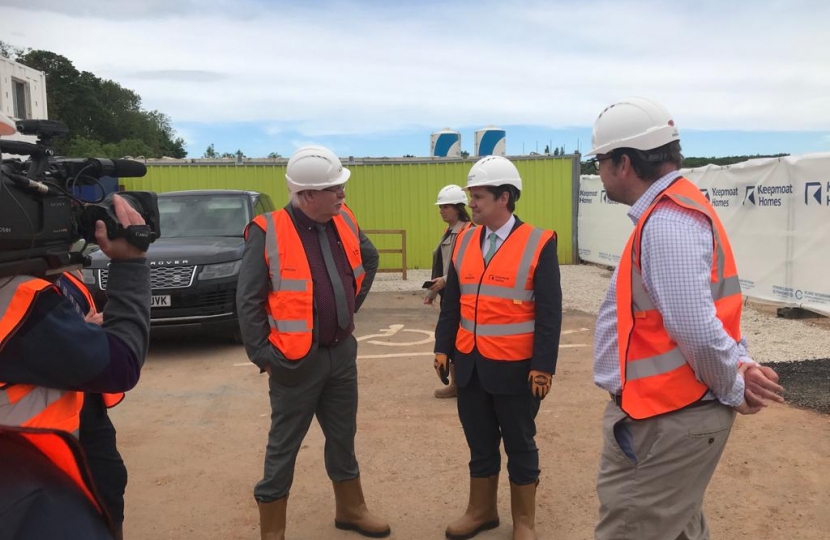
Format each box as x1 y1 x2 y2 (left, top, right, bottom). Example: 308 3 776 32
198 260 242 281
81 269 97 285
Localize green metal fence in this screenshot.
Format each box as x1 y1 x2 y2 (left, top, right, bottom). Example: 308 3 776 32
124 155 578 270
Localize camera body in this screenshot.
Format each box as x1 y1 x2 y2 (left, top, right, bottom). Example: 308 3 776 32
0 119 161 278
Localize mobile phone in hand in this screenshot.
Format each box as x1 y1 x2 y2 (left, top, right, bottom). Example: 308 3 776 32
422 280 434 289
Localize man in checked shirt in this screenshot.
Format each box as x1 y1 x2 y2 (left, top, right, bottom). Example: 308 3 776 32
586 97 785 540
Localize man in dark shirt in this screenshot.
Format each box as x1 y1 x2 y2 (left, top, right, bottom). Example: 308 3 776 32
236 145 385 539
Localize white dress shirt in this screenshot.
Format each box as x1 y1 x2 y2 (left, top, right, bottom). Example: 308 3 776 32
484 214 516 255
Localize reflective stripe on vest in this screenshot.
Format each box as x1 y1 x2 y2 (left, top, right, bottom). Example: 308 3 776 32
0 278 104 516
453 223 555 361
617 177 743 419
249 205 365 360
61 272 126 409
1 277 85 435
0 384 84 435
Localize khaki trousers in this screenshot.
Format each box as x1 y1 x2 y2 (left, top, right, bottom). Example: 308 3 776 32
595 399 736 540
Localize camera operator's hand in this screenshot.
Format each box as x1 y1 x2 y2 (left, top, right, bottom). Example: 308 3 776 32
95 194 147 260
85 311 104 326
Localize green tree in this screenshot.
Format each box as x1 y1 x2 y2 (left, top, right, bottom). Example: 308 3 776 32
460 150 470 159
204 144 217 158
12 47 187 158
553 147 560 156
578 153 791 175
267 151 282 158
544 145 550 154
62 136 105 158
0 40 28 59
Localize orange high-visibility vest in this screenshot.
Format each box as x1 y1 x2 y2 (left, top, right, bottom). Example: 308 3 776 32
453 224 555 361
62 271 125 408
616 177 743 420
247 205 365 361
0 276 104 515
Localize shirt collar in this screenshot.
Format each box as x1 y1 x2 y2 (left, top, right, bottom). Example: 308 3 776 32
627 170 682 224
486 214 516 241
292 204 324 230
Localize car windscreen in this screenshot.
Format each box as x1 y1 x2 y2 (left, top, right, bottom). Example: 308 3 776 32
158 195 251 238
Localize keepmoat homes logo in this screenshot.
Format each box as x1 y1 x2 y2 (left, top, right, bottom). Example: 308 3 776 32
743 184 793 207
804 182 830 205
701 187 739 207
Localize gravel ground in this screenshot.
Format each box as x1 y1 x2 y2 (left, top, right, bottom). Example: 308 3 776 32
375 265 830 414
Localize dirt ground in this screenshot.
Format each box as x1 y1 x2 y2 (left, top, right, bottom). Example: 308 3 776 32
113 291 830 539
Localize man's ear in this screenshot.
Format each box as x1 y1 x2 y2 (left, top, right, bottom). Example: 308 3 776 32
619 153 632 175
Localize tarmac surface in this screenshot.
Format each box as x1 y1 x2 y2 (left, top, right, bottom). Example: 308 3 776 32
765 358 830 414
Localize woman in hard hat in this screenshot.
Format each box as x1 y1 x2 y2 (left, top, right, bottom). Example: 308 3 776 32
425 184 473 398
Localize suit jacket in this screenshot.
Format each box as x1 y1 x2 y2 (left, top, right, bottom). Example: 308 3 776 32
236 208 379 385
434 216 562 395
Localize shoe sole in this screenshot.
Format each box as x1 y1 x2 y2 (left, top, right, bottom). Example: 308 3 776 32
334 520 391 538
445 519 500 540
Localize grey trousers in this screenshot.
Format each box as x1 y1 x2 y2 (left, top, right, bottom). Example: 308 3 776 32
255 335 360 502
595 399 736 540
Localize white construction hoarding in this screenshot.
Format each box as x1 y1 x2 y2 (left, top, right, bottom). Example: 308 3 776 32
577 153 830 316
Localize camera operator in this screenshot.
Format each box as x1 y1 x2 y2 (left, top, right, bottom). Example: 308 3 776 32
0 195 151 540
59 268 130 540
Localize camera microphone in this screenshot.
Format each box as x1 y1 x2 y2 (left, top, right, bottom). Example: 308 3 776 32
83 158 147 178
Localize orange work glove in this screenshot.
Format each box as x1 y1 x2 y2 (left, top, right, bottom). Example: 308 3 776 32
528 370 552 399
434 353 450 385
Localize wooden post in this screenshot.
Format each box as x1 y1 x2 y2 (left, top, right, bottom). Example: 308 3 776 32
363 229 407 280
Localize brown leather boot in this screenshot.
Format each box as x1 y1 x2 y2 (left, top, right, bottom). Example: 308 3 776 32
258 496 288 540
434 365 458 398
510 480 538 540
445 475 500 539
333 477 391 538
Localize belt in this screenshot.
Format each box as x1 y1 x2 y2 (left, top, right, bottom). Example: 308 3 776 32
609 393 715 411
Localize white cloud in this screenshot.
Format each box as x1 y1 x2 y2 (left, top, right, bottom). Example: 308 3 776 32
3 0 830 136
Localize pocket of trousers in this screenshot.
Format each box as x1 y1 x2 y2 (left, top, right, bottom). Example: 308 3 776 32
612 420 638 465
687 402 735 439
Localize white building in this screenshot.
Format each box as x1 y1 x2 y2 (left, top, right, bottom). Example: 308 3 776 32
0 56 48 143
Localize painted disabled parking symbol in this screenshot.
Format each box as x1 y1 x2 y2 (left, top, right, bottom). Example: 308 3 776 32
356 324 434 346
354 326 592 361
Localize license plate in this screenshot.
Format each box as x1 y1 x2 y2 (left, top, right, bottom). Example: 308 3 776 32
151 295 171 307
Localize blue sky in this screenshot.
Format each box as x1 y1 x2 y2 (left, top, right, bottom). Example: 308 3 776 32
3 0 830 159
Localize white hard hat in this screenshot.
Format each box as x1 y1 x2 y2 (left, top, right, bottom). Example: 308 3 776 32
465 156 522 191
587 97 679 156
435 184 468 205
285 145 350 194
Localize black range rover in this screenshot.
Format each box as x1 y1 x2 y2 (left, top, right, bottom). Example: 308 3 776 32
84 189 276 341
